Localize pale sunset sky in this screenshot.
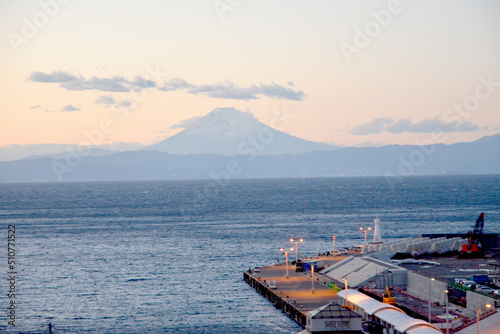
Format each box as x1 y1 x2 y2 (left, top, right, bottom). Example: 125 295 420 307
1 0 499 149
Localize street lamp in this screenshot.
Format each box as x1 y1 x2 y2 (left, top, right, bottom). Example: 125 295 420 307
280 247 293 279
343 278 348 308
360 227 371 247
290 238 303 263
332 235 336 257
311 263 315 294
477 304 492 334
445 290 449 334
428 278 435 323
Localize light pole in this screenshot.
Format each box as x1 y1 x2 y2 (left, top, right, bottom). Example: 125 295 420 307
343 278 348 308
311 263 315 294
477 304 492 334
281 247 293 279
332 235 336 256
428 278 435 323
360 227 371 247
445 290 449 334
290 238 303 263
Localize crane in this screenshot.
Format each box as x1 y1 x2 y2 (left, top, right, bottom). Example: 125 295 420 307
460 213 485 258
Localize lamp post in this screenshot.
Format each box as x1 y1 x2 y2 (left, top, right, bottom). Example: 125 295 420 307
311 263 315 294
281 247 293 279
428 278 435 323
342 278 349 308
360 227 371 247
445 290 449 334
477 304 492 334
290 238 303 263
332 235 336 257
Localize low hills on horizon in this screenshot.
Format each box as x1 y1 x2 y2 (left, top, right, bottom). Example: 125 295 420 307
1 108 499 182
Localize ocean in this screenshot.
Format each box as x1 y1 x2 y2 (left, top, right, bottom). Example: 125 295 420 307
1 175 499 333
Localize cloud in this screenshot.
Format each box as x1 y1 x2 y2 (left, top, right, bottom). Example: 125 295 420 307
188 81 258 100
60 76 129 92
61 104 81 112
254 83 305 101
28 71 156 92
187 81 306 101
158 77 193 91
44 104 81 113
28 71 78 82
131 76 157 91
95 95 116 107
351 117 479 135
386 117 478 133
351 117 393 135
95 95 132 109
170 115 204 129
117 99 132 108
28 70 306 101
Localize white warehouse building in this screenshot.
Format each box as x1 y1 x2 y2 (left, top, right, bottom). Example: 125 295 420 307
337 289 442 334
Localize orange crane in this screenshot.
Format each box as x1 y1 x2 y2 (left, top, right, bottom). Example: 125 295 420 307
460 213 485 258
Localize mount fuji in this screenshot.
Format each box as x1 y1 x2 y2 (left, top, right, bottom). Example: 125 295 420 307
145 107 336 155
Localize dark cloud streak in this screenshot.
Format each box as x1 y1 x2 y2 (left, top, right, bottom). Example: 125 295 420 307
28 71 306 101
61 104 81 112
352 117 479 135
351 117 393 135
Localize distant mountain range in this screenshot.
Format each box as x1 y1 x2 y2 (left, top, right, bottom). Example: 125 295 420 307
0 143 142 162
0 108 499 182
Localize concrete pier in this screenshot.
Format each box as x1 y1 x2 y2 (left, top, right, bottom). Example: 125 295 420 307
243 258 342 329
245 244 500 333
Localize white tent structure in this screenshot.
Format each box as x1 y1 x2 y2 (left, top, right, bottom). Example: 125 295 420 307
321 256 407 288
338 289 442 334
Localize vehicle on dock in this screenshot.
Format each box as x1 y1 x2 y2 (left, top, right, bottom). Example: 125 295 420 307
475 285 494 294
353 245 364 252
461 280 477 289
335 248 348 255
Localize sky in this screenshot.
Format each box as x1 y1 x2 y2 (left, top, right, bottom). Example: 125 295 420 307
1 0 499 149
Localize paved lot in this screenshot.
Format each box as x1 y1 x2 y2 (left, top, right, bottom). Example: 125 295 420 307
400 256 500 284
250 254 352 311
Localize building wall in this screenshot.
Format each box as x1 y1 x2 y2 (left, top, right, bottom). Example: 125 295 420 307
466 290 495 313
306 316 362 332
407 272 447 304
369 269 407 289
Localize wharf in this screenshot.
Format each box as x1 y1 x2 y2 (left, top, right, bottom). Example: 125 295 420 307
243 255 350 328
244 252 499 333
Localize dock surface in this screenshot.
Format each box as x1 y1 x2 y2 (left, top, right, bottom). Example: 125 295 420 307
244 255 347 328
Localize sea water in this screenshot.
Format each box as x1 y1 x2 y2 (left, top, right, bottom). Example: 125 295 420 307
0 175 499 333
